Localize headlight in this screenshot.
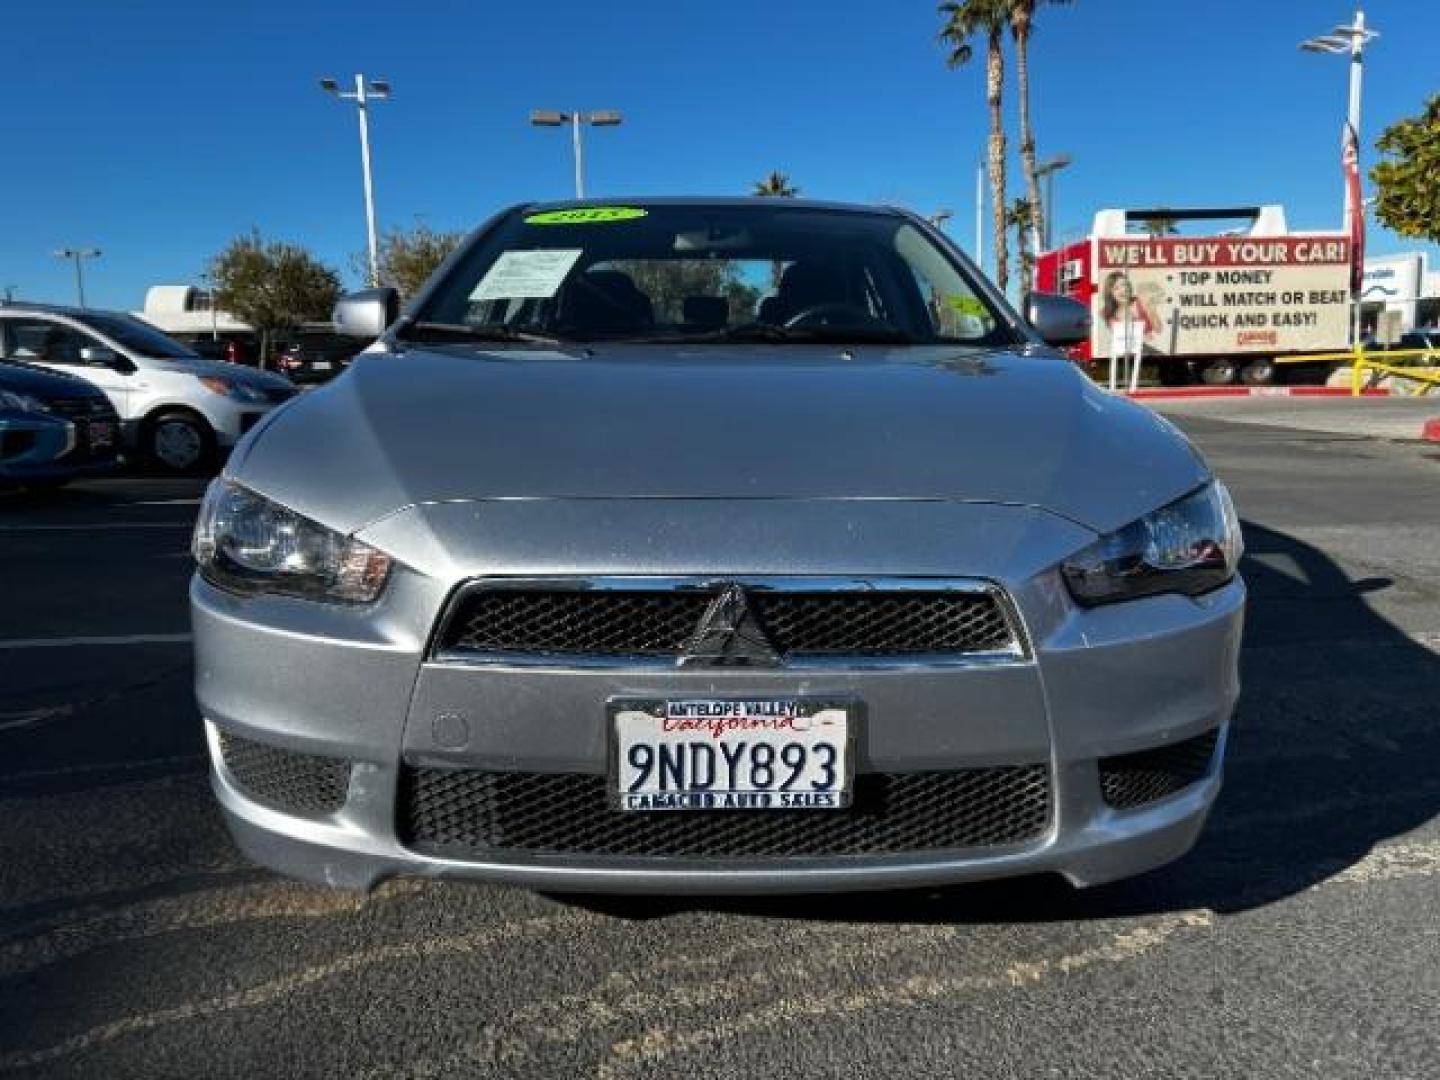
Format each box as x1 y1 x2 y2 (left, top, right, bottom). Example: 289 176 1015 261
0 390 49 413
192 480 392 603
197 375 268 403
1061 482 1242 606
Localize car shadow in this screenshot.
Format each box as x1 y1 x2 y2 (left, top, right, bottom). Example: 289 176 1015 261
575 520 1440 923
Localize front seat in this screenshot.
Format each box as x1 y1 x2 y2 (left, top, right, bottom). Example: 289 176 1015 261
758 261 850 325
557 271 654 337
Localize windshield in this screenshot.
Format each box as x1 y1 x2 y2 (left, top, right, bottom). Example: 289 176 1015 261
78 312 199 358
406 204 1015 347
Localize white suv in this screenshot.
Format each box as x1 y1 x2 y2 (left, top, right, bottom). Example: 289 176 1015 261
0 303 296 472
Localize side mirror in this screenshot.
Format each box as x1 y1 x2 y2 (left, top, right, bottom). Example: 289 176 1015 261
1024 292 1091 348
333 288 399 340
79 344 128 370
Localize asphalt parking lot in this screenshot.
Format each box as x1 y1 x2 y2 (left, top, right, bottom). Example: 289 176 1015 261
2 412 1438 1079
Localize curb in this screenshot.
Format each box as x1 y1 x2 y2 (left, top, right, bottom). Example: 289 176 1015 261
1423 418 1440 443
1125 386 1391 400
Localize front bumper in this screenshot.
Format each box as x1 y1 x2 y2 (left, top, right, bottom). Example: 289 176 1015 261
0 414 119 481
193 550 1244 893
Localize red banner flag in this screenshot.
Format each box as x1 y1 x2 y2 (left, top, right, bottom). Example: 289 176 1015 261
1342 122 1365 296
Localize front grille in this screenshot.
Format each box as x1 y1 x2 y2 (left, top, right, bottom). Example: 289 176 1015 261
46 396 114 421
437 583 1018 663
751 592 1013 656
398 765 1051 859
218 732 352 816
443 590 713 658
1098 729 1220 810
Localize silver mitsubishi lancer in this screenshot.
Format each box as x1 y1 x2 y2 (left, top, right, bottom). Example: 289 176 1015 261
191 198 1243 894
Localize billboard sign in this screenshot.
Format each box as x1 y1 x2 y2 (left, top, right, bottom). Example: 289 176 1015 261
1092 236 1352 356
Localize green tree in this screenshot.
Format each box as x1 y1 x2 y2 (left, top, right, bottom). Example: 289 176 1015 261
752 171 800 197
1009 1 1071 253
207 230 341 367
939 0 1011 292
1371 94 1440 244
363 221 467 301
1141 215 1180 237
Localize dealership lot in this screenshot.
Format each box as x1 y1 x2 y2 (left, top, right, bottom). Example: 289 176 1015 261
2 413 1438 1078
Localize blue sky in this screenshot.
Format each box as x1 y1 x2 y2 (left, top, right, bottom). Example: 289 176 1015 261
2 0 1436 310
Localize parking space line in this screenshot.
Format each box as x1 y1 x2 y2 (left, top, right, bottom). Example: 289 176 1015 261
0 912 594 1072
0 633 192 651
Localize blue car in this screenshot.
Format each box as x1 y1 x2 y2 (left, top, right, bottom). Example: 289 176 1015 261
0 359 121 488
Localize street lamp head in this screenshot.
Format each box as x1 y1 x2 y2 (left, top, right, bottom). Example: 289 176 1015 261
587 110 623 127
1036 154 1072 176
530 110 567 126
370 79 391 98
319 76 339 94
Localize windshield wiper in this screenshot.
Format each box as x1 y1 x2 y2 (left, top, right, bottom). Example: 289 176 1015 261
402 321 569 345
659 323 920 346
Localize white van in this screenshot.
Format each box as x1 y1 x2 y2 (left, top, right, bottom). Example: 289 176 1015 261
0 302 296 472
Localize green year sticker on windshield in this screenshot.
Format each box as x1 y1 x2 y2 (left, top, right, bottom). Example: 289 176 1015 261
524 207 649 225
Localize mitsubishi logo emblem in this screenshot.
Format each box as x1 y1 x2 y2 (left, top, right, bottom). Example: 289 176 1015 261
678 585 782 668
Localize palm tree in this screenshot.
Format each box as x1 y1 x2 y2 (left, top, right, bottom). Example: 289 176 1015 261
1006 197 1038 290
1142 215 1180 237
939 0 1011 292
752 172 800 197
1009 1 1070 254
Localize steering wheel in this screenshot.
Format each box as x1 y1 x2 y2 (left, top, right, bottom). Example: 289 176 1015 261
783 303 893 331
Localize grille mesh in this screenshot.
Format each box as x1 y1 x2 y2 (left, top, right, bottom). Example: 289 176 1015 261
752 592 1013 655
443 590 713 657
219 732 351 816
398 765 1051 859
1098 729 1220 810
438 585 1016 662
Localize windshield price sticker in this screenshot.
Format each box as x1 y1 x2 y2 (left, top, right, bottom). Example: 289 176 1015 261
612 699 851 812
469 249 583 300
524 207 649 225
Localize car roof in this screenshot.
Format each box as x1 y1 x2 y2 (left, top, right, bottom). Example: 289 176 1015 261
0 300 126 320
515 196 913 217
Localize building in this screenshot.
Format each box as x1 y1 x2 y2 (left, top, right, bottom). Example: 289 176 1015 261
134 285 252 344
1361 253 1439 332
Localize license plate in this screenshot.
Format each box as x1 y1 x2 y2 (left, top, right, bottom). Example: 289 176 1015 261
612 699 852 811
87 421 115 448
313 360 333 370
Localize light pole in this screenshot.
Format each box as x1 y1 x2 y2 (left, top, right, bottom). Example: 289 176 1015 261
974 162 984 271
320 74 391 286
529 110 623 198
1300 9 1379 344
1300 9 1378 224
1034 154 1072 250
53 248 101 308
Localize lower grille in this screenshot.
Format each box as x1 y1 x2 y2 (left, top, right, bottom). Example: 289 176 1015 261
1098 729 1220 810
218 732 351 816
398 765 1051 859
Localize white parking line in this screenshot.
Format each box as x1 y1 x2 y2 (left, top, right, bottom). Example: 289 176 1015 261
0 633 192 651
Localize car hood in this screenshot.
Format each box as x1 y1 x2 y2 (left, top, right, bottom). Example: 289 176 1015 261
148 355 294 390
233 344 1209 537
0 359 109 400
